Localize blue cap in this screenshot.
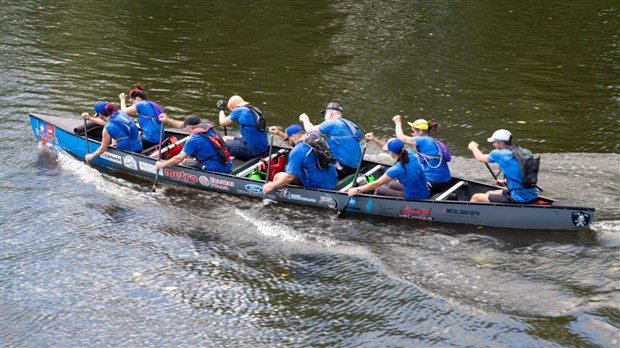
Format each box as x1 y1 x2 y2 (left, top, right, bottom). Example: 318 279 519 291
384 138 404 154
94 101 108 115
284 124 303 140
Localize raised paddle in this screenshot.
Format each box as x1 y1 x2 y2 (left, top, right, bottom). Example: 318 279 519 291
83 117 90 165
152 121 165 192
338 139 369 215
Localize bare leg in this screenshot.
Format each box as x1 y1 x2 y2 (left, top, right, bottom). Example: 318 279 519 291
470 189 503 202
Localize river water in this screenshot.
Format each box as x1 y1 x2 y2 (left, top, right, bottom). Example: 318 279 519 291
1 1 619 347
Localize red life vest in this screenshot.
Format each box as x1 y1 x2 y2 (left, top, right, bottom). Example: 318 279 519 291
190 125 230 165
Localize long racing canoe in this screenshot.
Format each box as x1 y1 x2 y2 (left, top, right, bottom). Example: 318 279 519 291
29 113 595 230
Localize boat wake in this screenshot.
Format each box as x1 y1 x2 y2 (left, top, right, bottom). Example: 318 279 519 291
592 221 620 247
235 207 308 243
54 150 163 205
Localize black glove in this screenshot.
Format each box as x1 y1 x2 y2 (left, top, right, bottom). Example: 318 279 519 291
216 100 225 111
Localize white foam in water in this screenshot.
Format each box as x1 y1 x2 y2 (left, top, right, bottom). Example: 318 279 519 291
592 221 620 247
55 151 161 204
235 208 307 243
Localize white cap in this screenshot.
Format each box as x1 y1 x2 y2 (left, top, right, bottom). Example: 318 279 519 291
487 129 512 143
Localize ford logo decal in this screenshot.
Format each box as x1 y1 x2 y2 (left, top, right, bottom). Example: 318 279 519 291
245 184 263 193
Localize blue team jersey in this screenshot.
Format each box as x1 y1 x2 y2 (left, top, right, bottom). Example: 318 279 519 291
413 135 451 183
104 111 142 152
488 148 537 203
286 136 337 189
385 150 429 199
229 106 268 153
183 127 232 173
317 118 361 168
135 101 163 144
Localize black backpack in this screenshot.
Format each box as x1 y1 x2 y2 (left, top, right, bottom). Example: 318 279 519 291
303 133 335 170
511 146 540 188
239 105 266 132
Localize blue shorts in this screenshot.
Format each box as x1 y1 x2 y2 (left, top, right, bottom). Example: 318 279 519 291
226 137 267 160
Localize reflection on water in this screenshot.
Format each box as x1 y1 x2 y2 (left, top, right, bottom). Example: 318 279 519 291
2 0 619 347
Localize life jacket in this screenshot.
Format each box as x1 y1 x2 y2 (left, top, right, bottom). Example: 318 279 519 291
137 101 164 126
107 111 139 141
417 137 451 168
511 146 540 189
238 105 266 132
190 125 230 165
256 153 285 181
148 136 184 160
303 132 335 170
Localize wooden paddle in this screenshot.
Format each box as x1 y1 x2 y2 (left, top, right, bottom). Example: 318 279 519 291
338 139 369 216
152 121 165 192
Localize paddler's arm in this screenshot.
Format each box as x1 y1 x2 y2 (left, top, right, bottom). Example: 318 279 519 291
262 172 296 195
155 151 188 170
268 126 286 140
85 129 111 162
81 112 106 126
392 115 416 146
159 113 184 128
299 113 321 134
365 132 386 149
217 100 233 127
347 173 392 196
468 141 489 163
119 93 128 110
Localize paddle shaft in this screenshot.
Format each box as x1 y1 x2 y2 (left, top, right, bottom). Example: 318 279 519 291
83 118 90 164
264 134 274 183
339 139 368 215
152 122 165 192
485 162 499 180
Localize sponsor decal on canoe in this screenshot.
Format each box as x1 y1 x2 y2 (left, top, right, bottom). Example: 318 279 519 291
208 177 234 191
139 161 157 174
163 169 198 183
275 189 316 203
242 184 263 196
572 211 591 227
37 123 56 147
198 176 210 187
348 197 357 206
101 152 122 164
441 208 480 216
399 204 433 220
123 155 138 170
318 195 338 209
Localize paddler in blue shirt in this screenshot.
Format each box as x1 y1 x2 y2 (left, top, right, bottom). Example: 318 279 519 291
393 115 452 195
348 134 429 200
119 82 165 149
299 101 362 179
217 95 269 160
468 129 538 203
262 124 338 195
81 101 142 162
156 115 232 173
